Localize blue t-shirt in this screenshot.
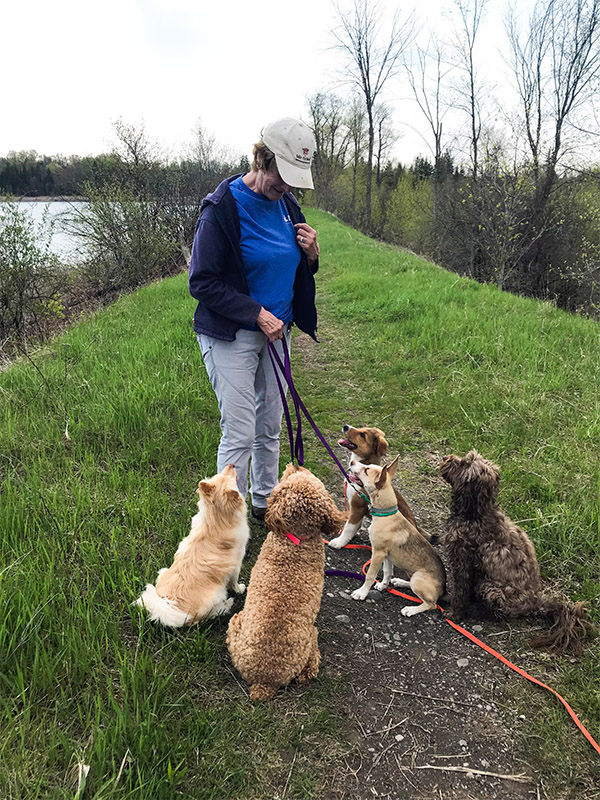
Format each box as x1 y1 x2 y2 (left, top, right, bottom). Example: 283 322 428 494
229 176 300 327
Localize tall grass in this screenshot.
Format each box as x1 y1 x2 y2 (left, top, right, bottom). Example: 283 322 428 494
0 277 343 798
1 210 598 796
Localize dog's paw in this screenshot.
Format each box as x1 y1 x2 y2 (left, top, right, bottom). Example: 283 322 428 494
233 583 246 594
374 581 388 592
443 608 461 622
390 578 411 589
327 536 346 549
218 597 234 616
351 588 368 601
401 605 419 617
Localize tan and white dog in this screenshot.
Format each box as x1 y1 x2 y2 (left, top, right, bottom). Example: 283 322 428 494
136 464 249 627
328 424 431 549
348 456 445 616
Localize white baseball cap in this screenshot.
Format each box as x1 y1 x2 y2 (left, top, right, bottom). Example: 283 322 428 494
261 117 316 190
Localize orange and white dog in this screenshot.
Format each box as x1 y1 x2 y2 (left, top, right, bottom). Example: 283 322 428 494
136 464 249 627
328 424 431 549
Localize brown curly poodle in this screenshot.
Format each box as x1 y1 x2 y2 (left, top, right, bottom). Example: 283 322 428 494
440 450 592 655
226 464 346 701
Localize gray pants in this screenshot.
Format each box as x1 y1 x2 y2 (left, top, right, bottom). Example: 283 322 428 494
197 327 292 507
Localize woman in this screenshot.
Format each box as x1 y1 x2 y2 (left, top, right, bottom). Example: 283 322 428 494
189 117 319 521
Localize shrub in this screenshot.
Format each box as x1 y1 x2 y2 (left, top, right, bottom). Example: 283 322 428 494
65 182 182 294
0 198 65 344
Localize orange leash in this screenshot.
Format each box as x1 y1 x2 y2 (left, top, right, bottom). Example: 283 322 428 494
324 538 600 756
359 555 600 757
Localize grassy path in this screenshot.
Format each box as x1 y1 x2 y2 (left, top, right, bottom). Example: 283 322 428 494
0 209 598 797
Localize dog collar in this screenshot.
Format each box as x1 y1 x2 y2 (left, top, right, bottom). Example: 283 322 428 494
285 532 307 545
370 506 399 517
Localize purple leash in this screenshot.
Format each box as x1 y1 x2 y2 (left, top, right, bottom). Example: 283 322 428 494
268 345 296 466
267 337 303 464
267 336 353 484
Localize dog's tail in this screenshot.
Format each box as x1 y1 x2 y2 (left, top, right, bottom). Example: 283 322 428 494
136 584 192 628
533 595 593 656
418 525 439 545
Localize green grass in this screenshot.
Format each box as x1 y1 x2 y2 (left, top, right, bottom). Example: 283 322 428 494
0 277 345 799
1 209 599 796
294 211 600 790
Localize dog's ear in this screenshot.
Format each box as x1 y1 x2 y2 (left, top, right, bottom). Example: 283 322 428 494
375 464 388 490
373 430 389 457
386 454 399 479
322 500 348 538
280 462 299 482
198 480 216 498
300 490 347 539
223 488 243 511
375 455 398 489
439 454 457 483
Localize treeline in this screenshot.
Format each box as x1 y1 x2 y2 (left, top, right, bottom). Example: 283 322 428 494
0 142 248 202
0 151 120 197
305 0 600 317
306 108 600 314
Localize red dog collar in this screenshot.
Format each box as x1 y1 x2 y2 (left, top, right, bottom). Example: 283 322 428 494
285 532 307 545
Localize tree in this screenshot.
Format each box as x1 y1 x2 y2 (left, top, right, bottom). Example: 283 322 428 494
346 99 368 227
506 0 600 292
452 0 490 180
331 0 416 233
373 104 398 186
507 0 600 205
306 91 351 211
405 37 457 256
0 200 64 341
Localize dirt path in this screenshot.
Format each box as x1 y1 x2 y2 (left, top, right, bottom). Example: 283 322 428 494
319 531 542 799
290 330 588 800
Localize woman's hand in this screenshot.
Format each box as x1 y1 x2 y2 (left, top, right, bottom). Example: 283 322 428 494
294 223 319 264
256 307 284 342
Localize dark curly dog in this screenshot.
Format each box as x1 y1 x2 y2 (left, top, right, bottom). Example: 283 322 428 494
440 450 592 655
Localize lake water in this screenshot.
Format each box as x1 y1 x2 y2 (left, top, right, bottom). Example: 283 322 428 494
13 200 87 261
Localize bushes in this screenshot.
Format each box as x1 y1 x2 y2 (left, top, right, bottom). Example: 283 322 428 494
66 182 182 293
0 199 65 345
383 173 433 254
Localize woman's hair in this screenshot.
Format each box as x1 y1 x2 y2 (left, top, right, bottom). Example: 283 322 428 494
251 140 276 172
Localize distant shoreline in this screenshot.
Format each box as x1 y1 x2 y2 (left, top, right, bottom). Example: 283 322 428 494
2 196 84 202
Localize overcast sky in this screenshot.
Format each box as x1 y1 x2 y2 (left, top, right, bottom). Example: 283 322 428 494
4 0 519 166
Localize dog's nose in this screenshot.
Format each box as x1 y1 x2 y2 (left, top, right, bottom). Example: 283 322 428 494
343 424 350 433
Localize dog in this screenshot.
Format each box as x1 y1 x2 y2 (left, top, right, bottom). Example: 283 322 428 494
227 464 346 700
136 464 249 627
440 450 593 654
328 424 432 549
347 455 446 615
